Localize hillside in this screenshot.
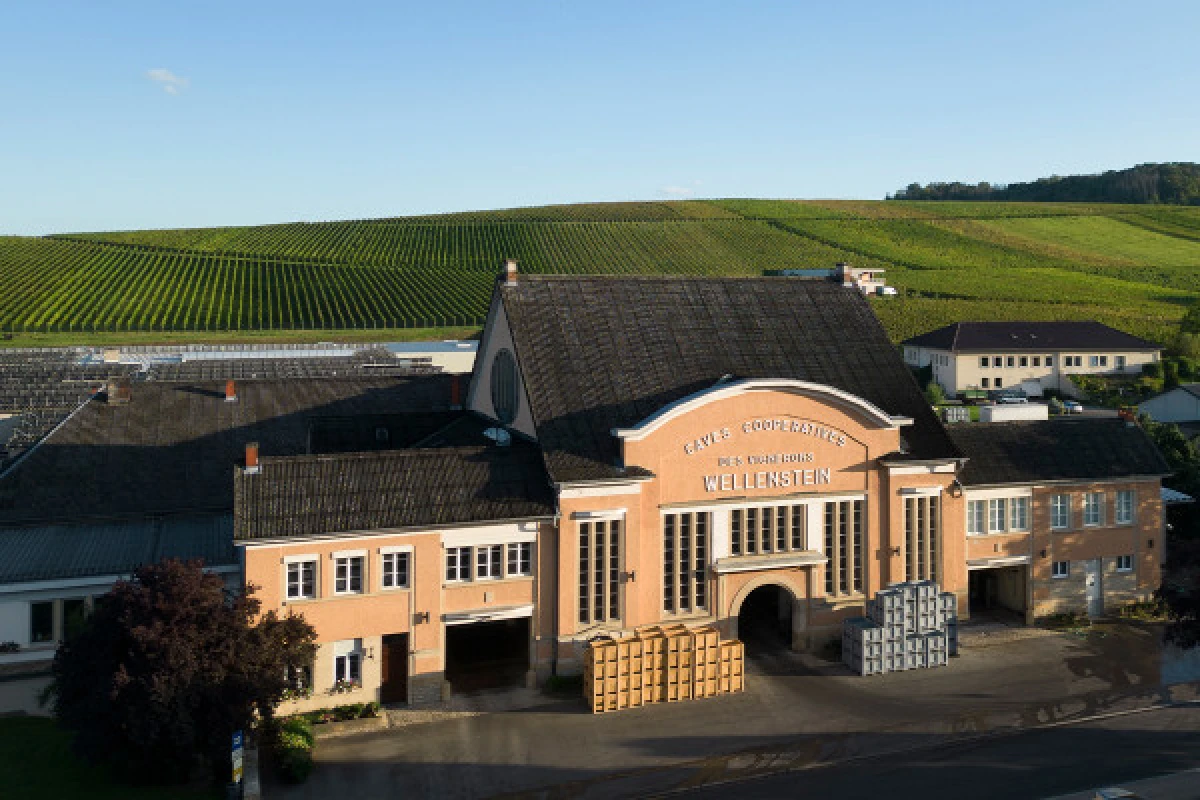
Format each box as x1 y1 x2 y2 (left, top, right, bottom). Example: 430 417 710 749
3 199 1200 346
893 162 1200 205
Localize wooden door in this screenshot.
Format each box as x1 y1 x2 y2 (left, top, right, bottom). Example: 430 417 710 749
380 633 408 704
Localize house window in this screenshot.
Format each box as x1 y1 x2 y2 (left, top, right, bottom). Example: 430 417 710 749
476 544 502 580
980 357 989 368
1099 355 1108 367
1010 497 1030 531
663 511 709 614
993 357 1003 368
1116 490 1135 525
62 598 87 640
333 640 363 687
446 546 471 582
1006 356 1015 368
286 661 313 693
1033 356 1041 367
995 378 1003 389
1116 554 1133 572
981 378 990 388
490 348 519 424
905 495 939 582
579 519 621 625
1089 355 1100 367
1083 492 1105 527
988 498 1007 532
967 499 985 535
729 503 807 558
287 560 317 599
1019 356 1028 367
381 551 410 589
30 601 54 644
1046 356 1054 367
1116 355 1126 370
825 499 863 595
507 542 533 576
1051 494 1071 529
1052 560 1070 579
335 555 364 594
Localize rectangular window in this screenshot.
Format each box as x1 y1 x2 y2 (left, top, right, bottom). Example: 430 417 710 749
446 546 471 582
287 560 317 599
580 519 621 625
1006 356 1015 368
334 651 362 686
825 499 863 595
1046 356 1054 367
1089 355 1100 367
776 506 787 552
791 505 805 551
1051 494 1071 529
507 542 533 576
1116 490 1134 524
663 512 709 614
1116 355 1126 370
30 601 54 644
1010 497 1029 531
1019 356 1028 367
381 552 410 589
730 509 742 557
905 495 940 582
967 499 985 535
824 503 835 595
1052 560 1070 578
1116 554 1133 572
995 378 1003 389
981 377 989 388
1099 355 1108 367
476 544 502 580
988 498 1007 532
1083 492 1104 527
993 356 1003 368
980 356 989 368
335 555 364 594
62 598 87 640
1033 356 1041 367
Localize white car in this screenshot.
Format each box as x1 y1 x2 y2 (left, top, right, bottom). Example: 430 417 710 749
1064 400 1084 414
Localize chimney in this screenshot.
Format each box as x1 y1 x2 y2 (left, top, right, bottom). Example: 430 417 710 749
450 374 462 410
503 258 518 286
105 378 131 405
225 380 238 403
245 442 260 474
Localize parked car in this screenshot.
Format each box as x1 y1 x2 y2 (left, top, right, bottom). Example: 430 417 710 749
1064 400 1084 414
997 395 1029 404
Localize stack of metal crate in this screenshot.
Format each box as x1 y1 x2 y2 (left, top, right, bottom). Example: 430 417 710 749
843 580 959 676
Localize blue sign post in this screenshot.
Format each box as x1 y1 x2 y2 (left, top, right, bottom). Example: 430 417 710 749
231 730 244 785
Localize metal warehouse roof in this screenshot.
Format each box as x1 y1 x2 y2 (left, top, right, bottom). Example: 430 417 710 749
0 514 235 586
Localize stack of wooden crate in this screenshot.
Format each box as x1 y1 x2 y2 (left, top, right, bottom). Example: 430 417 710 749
583 624 744 713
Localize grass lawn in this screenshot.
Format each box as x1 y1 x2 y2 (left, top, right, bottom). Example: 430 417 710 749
0 325 482 350
0 716 219 800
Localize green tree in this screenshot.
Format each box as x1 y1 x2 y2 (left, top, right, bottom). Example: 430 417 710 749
924 381 947 406
48 560 317 785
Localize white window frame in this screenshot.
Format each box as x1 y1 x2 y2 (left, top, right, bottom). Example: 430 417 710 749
333 551 366 595
285 554 319 600
1006 356 1015 368
1052 560 1070 579
332 639 363 687
446 546 472 583
1019 356 1028 367
1010 496 1029 531
1051 494 1071 530
981 377 990 389
507 541 533 577
380 546 412 590
1083 492 1104 527
980 357 989 369
1116 355 1126 370
988 498 1007 533
1116 554 1133 572
1045 356 1054 367
993 356 1002 367
1033 356 1041 367
1089 355 1100 367
1115 490 1135 525
967 499 985 535
476 544 503 580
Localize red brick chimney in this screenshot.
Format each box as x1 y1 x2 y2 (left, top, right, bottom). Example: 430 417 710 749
245 442 260 474
503 258 518 287
225 380 238 403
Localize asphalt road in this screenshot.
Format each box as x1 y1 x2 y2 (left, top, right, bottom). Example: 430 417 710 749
677 705 1200 800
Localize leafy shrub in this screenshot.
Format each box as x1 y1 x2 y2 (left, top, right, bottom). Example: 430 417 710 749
924 381 947 406
272 717 315 784
1144 362 1163 378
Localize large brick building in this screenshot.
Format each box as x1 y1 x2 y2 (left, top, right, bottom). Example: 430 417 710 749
0 270 1170 713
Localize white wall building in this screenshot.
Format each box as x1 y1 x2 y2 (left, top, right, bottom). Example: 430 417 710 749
1138 384 1200 424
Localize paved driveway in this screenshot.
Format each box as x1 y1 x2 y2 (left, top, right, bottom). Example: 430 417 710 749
270 623 1186 800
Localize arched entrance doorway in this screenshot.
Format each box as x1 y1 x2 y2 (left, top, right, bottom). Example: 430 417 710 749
737 584 794 654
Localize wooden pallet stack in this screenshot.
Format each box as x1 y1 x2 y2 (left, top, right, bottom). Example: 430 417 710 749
583 624 744 713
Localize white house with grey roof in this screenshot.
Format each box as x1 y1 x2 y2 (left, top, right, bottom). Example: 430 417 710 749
1138 383 1200 424
902 321 1162 398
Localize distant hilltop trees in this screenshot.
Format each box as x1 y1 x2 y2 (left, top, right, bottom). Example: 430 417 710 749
891 162 1200 205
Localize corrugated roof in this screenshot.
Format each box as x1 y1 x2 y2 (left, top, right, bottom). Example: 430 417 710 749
0 514 235 585
902 321 1161 353
500 276 959 483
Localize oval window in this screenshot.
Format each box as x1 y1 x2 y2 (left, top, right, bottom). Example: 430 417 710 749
490 348 518 424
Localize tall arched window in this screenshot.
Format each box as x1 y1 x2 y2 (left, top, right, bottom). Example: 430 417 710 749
490 348 518 424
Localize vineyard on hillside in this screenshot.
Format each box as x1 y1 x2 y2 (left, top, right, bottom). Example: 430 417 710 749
2 199 1200 343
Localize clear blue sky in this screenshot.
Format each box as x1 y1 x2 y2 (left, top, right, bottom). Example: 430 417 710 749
3 1 1197 235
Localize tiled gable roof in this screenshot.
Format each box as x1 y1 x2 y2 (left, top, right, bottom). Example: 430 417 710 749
948 418 1169 486
233 444 554 540
500 276 959 482
903 321 1161 353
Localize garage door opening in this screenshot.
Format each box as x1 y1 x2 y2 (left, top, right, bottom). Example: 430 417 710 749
737 584 793 654
444 617 530 693
968 566 1028 622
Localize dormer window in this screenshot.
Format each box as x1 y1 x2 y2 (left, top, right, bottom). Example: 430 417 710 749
491 348 519 424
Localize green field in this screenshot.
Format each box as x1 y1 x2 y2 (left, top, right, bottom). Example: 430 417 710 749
4 199 1200 345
